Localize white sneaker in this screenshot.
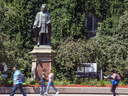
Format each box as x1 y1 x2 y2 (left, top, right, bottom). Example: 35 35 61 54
44 92 48 95
56 91 59 95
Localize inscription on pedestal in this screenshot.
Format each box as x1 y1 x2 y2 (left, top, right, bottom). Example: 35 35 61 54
37 57 51 61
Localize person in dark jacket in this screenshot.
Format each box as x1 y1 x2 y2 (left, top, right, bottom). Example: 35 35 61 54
40 68 46 95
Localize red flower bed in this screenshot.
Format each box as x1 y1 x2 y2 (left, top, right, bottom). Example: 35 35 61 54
0 84 128 88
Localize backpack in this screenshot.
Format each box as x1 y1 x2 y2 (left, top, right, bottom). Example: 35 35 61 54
116 74 121 81
21 74 26 83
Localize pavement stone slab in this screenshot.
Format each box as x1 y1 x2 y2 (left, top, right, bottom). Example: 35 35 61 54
0 94 127 96
0 87 128 94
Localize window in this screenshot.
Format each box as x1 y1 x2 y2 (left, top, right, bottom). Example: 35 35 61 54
85 15 94 32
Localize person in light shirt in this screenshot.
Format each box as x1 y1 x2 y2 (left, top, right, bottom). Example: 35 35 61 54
10 66 27 96
44 70 59 95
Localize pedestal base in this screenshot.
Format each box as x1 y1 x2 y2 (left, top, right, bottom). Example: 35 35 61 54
29 45 56 80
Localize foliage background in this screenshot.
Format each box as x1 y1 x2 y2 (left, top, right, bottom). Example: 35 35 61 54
1 0 128 83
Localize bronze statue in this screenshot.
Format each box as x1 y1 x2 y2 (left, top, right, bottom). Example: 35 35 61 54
33 4 52 46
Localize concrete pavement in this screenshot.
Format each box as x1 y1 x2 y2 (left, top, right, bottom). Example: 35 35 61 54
1 87 128 94
0 94 127 96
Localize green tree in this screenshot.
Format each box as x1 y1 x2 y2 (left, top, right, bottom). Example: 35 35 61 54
46 0 87 42
54 37 87 81
86 11 128 82
0 1 34 78
46 0 128 42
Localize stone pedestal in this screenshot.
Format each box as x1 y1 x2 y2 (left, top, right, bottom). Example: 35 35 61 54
29 45 56 81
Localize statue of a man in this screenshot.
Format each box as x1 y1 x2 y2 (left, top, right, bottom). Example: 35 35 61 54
33 4 52 46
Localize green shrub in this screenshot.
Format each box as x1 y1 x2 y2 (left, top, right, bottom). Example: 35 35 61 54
87 11 128 81
0 75 7 86
22 78 31 85
30 80 39 85
22 78 39 85
54 37 87 81
100 80 106 86
119 81 126 85
7 78 13 85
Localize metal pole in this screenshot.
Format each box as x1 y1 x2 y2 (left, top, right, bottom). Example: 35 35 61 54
101 68 103 80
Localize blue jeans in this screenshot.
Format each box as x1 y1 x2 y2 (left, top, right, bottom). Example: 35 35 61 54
40 82 46 95
10 84 26 96
47 81 58 93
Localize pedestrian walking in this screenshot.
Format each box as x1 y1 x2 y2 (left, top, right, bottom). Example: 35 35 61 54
104 68 120 96
10 66 27 96
44 69 59 95
39 68 46 95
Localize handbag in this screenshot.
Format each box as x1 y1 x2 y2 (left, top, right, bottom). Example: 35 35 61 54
39 80 43 85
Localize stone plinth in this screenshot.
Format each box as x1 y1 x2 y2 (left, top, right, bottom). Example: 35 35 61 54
29 45 56 81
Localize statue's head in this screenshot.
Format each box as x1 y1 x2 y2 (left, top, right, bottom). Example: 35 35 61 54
41 4 47 13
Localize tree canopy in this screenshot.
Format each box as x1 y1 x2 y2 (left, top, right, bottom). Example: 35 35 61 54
0 1 34 77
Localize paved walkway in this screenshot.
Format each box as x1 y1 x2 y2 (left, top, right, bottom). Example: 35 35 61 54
0 94 127 96
1 87 128 94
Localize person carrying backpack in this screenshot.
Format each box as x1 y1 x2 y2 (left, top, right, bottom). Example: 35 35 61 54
105 68 120 96
10 66 27 96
